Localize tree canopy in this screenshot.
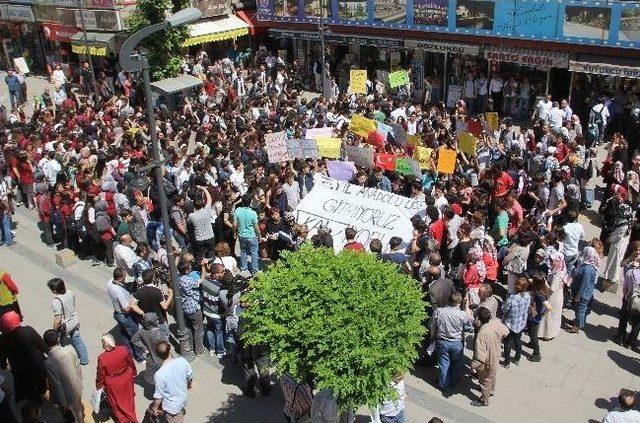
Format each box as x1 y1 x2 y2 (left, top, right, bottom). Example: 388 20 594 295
242 244 427 412
128 0 189 81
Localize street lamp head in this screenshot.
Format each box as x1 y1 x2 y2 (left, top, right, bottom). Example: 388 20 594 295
167 7 202 27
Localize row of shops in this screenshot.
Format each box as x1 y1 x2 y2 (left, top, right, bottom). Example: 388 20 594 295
0 0 266 78
269 27 640 121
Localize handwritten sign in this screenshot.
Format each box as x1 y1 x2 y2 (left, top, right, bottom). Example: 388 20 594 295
437 148 457 174
485 112 499 131
316 137 342 159
294 176 426 253
349 69 367 94
327 160 356 181
345 145 375 168
376 121 393 138
414 146 433 170
186 131 197 155
389 70 409 88
305 127 333 140
300 139 318 159
458 132 478 157
265 131 291 163
350 114 377 137
390 123 407 147
395 157 414 176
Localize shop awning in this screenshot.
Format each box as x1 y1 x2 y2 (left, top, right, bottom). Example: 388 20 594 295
569 54 640 79
70 31 118 57
236 10 268 36
484 46 569 69
151 74 203 95
182 15 249 47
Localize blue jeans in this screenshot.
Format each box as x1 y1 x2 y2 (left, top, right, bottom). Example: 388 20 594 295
381 409 405 423
583 188 595 208
113 311 145 361
1 212 12 246
205 315 226 354
574 296 591 329
239 237 259 274
435 339 464 390
8 91 18 109
65 327 89 365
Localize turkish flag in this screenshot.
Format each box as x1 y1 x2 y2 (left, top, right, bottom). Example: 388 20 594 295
467 119 483 138
375 153 397 171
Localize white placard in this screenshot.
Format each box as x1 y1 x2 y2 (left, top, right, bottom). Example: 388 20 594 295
294 176 425 252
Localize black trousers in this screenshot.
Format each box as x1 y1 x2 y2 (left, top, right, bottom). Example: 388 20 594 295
503 330 523 363
527 322 540 356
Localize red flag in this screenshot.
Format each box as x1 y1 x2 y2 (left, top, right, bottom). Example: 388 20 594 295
375 153 397 171
467 119 483 138
367 131 386 150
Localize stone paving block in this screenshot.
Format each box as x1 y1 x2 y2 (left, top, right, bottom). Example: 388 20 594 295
55 248 78 268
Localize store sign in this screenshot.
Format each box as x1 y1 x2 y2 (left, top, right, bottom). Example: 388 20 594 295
484 49 569 69
73 9 120 30
269 29 320 41
192 0 230 18
404 39 479 55
53 0 78 7
4 5 35 22
42 22 80 41
268 29 403 48
569 61 640 80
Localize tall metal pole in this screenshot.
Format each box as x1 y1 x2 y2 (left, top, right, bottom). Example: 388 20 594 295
443 51 448 106
545 66 551 96
77 0 99 101
140 53 195 362
319 0 326 96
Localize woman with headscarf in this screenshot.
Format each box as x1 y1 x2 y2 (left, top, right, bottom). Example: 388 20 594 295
626 170 640 208
539 251 567 340
461 245 486 306
566 246 600 334
131 312 168 386
601 189 633 287
0 311 48 410
96 334 138 423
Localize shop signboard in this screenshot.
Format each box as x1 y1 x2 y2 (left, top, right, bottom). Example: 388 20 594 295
4 5 35 22
404 39 479 55
484 48 569 69
73 9 120 30
42 23 81 42
192 0 230 18
259 0 640 50
569 61 640 79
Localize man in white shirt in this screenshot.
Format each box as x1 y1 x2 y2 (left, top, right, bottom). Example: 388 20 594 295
151 341 194 422
602 389 640 423
562 211 584 269
547 101 564 130
561 99 573 122
534 95 552 122
463 73 476 114
489 76 503 112
113 234 140 277
475 74 488 113
590 97 610 144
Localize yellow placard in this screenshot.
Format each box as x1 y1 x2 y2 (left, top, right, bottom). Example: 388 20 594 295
458 131 477 157
316 137 342 159
437 148 457 174
414 146 433 170
350 114 377 137
407 134 422 147
71 44 108 57
349 69 367 94
485 112 499 131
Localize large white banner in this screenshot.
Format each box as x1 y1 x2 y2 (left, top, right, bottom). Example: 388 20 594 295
294 176 425 252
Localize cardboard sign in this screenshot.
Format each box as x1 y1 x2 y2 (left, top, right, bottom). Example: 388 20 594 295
286 139 303 159
390 123 407 147
467 119 483 138
294 176 426 252
389 70 409 88
349 69 367 94
350 114 377 137
395 157 413 176
458 131 478 157
407 134 422 147
376 121 393 139
265 131 291 163
485 112 499 131
437 148 457 174
414 146 434 170
186 131 197 155
306 127 333 140
316 137 342 159
13 57 29 74
344 145 375 168
300 139 319 159
327 160 356 181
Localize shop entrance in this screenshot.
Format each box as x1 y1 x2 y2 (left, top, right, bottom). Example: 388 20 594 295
549 68 571 101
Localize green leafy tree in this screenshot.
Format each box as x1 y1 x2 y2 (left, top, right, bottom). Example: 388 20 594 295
128 0 189 81
242 244 427 412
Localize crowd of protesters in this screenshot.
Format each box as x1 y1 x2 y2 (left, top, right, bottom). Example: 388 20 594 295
1 42 640 422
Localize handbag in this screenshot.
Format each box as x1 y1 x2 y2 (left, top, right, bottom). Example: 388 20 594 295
91 388 104 414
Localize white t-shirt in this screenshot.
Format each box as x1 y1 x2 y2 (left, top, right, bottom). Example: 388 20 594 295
562 222 584 258
602 409 640 423
548 107 564 129
536 100 552 120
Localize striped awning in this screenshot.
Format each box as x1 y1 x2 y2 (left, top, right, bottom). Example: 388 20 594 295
182 15 249 47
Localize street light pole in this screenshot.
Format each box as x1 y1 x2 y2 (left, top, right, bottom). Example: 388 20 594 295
319 0 326 97
119 7 202 361
76 0 99 101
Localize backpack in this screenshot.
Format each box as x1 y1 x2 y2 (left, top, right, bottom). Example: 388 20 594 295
626 267 640 314
587 123 599 141
593 105 605 126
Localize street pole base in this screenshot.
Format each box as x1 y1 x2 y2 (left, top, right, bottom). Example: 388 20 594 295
176 327 196 362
